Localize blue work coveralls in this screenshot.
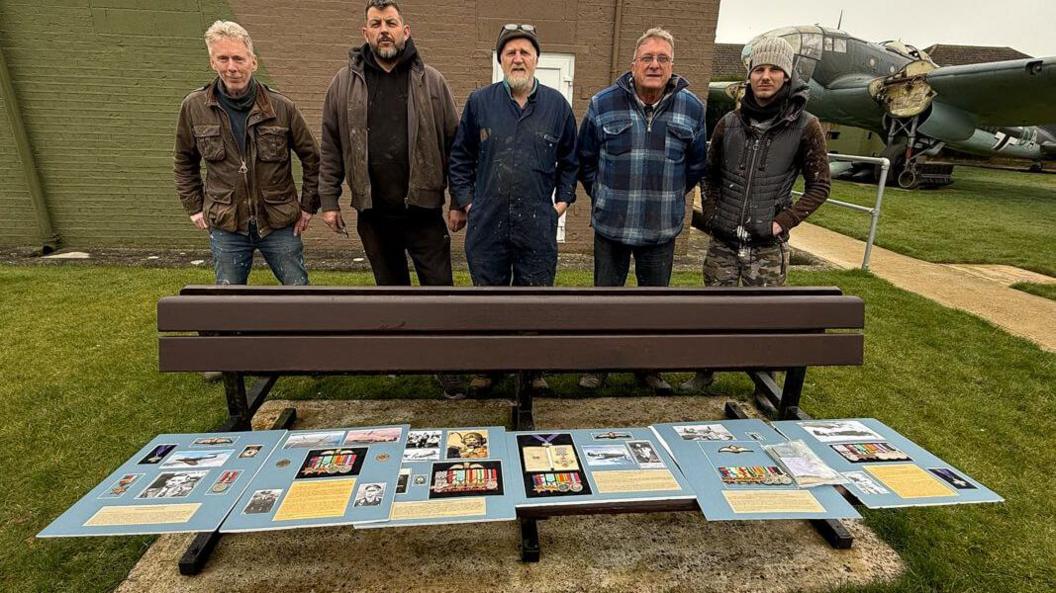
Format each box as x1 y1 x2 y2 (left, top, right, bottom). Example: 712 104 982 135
449 81 578 286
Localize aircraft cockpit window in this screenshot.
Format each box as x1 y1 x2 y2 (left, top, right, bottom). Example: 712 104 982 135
800 33 823 59
833 38 847 53
780 34 802 54
824 37 833 52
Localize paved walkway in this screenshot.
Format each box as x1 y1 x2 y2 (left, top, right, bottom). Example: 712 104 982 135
790 222 1056 353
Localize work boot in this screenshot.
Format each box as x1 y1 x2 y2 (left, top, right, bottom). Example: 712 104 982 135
578 372 607 389
638 373 673 395
680 371 715 393
468 374 495 396
530 374 551 396
437 374 466 400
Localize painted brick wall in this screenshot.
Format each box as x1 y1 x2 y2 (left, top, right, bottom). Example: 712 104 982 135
0 0 719 254
0 0 235 249
0 90 37 246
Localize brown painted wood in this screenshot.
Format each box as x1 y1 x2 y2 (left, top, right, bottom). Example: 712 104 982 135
177 285 847 297
517 498 699 518
158 295 864 332
159 333 864 372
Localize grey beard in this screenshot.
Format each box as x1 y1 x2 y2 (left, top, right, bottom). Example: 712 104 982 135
373 40 404 60
505 73 533 93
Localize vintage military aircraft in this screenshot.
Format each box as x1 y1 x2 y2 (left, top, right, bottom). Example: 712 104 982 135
709 25 1056 188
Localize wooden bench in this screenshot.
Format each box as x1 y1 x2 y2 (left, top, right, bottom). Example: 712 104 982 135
158 284 864 570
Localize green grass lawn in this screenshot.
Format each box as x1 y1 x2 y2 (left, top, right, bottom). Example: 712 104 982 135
2 265 1053 593
1012 282 1056 302
806 167 1056 277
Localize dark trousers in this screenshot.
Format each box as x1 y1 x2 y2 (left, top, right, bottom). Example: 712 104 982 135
356 207 453 286
593 233 676 287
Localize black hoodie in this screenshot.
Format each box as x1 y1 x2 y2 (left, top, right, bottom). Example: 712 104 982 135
361 38 419 210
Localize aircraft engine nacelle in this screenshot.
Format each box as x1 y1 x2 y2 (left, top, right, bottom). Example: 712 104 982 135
915 102 977 143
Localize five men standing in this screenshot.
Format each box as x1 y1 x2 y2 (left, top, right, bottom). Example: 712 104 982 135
174 12 830 397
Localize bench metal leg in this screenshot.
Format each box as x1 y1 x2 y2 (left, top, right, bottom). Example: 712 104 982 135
178 405 297 575
512 372 534 431
220 374 279 432
520 518 541 562
749 367 806 421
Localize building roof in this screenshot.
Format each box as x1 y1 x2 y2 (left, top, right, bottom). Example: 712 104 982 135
923 44 1031 66
712 42 746 80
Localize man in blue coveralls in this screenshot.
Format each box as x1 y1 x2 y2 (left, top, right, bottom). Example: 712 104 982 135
448 24 578 287
448 23 578 395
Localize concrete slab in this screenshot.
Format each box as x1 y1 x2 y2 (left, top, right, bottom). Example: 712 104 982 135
114 397 904 593
791 222 1056 352
42 251 90 259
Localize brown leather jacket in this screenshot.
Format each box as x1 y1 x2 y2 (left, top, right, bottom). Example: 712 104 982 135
173 79 320 237
319 46 458 212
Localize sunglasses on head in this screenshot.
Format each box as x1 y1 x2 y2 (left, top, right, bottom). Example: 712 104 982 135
502 23 536 33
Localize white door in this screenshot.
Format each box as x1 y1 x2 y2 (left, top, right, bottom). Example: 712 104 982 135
492 52 575 242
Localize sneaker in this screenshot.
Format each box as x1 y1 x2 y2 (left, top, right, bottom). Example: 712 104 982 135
578 372 607 389
201 371 223 382
679 371 715 393
437 374 466 400
638 373 673 395
530 375 551 396
468 374 494 396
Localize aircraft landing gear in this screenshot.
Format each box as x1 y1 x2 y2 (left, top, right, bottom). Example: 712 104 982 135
882 115 953 189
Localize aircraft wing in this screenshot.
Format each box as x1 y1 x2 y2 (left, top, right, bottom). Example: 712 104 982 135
925 57 1056 126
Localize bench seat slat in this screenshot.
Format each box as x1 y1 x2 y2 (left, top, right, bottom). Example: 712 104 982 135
158 334 864 372
176 285 847 297
158 295 864 332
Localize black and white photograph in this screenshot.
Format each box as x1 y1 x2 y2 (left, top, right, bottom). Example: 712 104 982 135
160 450 233 469
799 421 883 443
674 424 736 441
243 489 282 514
406 430 442 449
627 440 665 468
582 445 634 466
402 448 440 463
353 482 386 507
136 471 207 499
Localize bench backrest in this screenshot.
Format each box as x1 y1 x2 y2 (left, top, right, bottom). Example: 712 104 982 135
158 285 864 373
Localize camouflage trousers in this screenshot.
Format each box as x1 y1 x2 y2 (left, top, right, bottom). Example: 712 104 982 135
702 238 789 287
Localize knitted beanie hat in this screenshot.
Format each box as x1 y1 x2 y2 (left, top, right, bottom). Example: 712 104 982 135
749 36 795 77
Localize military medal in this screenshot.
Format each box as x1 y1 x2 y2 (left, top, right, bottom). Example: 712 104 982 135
208 470 241 494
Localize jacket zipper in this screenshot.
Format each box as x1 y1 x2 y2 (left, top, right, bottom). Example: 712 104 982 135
216 107 256 224
738 131 765 232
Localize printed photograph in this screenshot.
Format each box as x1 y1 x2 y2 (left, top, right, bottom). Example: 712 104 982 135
296 448 366 479
582 445 633 466
193 436 237 446
799 420 883 443
628 440 665 467
843 471 890 495
243 489 282 514
395 468 411 494
674 424 736 441
99 473 143 499
930 467 977 490
446 430 489 459
207 470 241 495
591 431 632 440
406 430 442 449
160 450 233 469
353 482 386 507
136 471 208 499
283 431 345 449
343 427 403 445
402 448 440 463
238 445 263 459
138 444 176 464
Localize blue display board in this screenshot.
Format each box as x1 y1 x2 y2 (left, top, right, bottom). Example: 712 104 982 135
38 431 285 537
652 420 861 521
220 425 408 533
508 427 696 508
360 426 518 528
772 418 1004 508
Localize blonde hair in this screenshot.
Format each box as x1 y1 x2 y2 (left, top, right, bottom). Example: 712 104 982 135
204 20 255 56
634 27 675 58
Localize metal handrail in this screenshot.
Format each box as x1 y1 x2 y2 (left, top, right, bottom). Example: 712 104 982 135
791 153 890 271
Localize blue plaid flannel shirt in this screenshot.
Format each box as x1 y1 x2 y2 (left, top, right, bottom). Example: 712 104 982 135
577 73 707 246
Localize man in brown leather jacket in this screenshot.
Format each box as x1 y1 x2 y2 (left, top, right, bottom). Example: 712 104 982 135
318 0 459 287
174 20 320 285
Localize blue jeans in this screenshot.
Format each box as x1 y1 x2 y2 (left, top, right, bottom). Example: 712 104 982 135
209 223 308 285
593 233 675 287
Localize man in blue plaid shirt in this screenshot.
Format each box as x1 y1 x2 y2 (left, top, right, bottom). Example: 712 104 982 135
576 27 707 394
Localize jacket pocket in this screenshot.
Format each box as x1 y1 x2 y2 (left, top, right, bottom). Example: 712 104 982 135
532 132 559 174
204 187 236 230
194 125 225 161
261 186 300 229
256 126 289 162
602 121 633 156
665 123 693 163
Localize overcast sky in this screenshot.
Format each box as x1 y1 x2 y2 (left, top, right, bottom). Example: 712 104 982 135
715 0 1056 57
